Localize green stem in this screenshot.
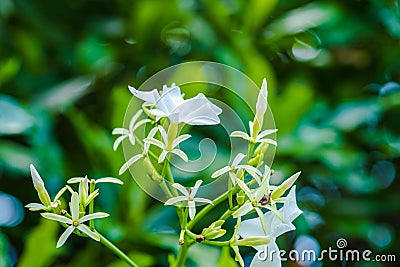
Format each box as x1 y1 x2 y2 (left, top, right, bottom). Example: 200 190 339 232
97 232 139 267
202 240 230 246
247 142 255 162
174 243 190 267
187 188 232 230
88 181 95 229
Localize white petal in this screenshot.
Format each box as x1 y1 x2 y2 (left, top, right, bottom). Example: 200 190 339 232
171 183 189 197
77 224 100 241
80 212 109 223
128 86 160 103
157 84 184 115
112 128 129 135
118 154 143 175
71 192 80 220
232 202 253 218
189 180 203 197
165 196 188 205
230 131 250 140
282 186 302 222
25 203 47 211
171 149 188 162
56 226 75 248
235 178 252 199
258 138 277 146
257 129 278 139
255 172 270 201
113 135 127 151
241 165 262 178
144 137 164 149
172 134 191 148
256 207 267 234
232 153 246 167
132 119 151 132
67 177 85 184
211 166 230 178
54 186 69 202
128 110 143 130
188 201 196 220
157 126 168 144
255 78 268 127
95 177 123 185
193 197 213 205
229 172 238 185
175 97 221 125
128 134 136 146
158 150 168 163
30 164 44 187
41 213 72 224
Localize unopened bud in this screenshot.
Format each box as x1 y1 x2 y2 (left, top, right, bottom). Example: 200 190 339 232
234 236 271 247
271 171 301 199
30 164 52 206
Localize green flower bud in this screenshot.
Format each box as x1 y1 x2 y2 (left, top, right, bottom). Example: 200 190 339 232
271 171 301 200
233 236 271 247
30 164 52 207
236 194 245 205
201 220 226 240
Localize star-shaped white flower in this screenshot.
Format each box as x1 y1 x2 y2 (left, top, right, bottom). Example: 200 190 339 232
144 125 190 163
237 186 302 267
41 192 109 248
232 166 276 234
164 180 213 220
118 127 159 175
230 124 277 146
211 153 262 184
128 83 222 125
112 109 151 151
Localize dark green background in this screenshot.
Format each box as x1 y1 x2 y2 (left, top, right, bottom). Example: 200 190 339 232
0 0 399 266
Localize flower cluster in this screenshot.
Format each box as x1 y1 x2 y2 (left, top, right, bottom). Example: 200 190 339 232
111 80 302 267
113 83 221 218
26 164 122 247
26 79 301 267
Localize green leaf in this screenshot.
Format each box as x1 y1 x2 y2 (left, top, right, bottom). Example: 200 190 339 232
18 219 60 267
0 95 34 135
32 76 93 113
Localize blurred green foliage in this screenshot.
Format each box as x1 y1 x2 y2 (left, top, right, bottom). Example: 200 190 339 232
0 0 399 266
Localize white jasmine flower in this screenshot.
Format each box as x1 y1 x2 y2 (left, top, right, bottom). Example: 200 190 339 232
66 175 98 208
112 109 151 151
164 180 213 220
67 176 123 185
232 166 274 234
211 153 262 184
41 192 109 248
144 125 190 163
237 186 302 267
118 127 159 175
128 83 222 125
25 164 69 211
230 124 277 146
